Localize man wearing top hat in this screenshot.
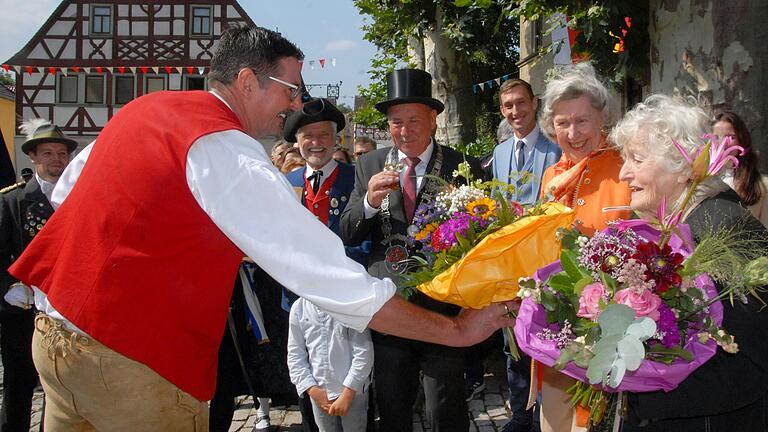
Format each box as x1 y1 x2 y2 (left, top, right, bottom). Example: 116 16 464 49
341 69 483 432
0 119 76 431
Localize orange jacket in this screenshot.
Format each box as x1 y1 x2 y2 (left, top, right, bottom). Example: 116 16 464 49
541 149 632 235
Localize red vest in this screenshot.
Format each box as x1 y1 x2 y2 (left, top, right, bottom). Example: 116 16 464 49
10 91 244 400
304 167 340 225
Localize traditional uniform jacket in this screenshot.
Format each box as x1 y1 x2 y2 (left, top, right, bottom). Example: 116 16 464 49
286 163 370 265
0 178 54 310
0 177 53 431
492 129 562 205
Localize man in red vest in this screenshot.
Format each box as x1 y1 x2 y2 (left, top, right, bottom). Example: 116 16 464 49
9 26 516 430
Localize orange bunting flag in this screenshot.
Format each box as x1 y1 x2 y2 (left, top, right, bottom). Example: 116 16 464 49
1 64 9 72
319 59 326 68
48 67 56 75
164 66 173 74
140 66 149 74
25 66 34 76
186 66 195 74
118 66 126 73
72 66 81 73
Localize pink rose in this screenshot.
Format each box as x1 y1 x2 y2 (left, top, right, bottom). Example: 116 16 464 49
613 288 662 321
577 283 607 321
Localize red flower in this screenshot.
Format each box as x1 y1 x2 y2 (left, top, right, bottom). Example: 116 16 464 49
431 225 445 252
631 241 683 293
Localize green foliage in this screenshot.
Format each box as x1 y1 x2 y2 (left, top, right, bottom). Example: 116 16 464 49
0 72 14 86
353 0 520 132
455 0 650 86
336 103 353 114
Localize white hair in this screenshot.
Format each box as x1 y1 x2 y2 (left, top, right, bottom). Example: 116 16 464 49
539 62 611 140
19 118 51 140
297 120 337 137
609 94 710 176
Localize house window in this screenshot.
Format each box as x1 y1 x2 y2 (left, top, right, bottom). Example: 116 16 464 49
530 16 544 53
90 5 113 35
114 75 136 105
85 75 105 104
185 76 206 91
145 76 166 94
58 75 79 103
191 6 212 36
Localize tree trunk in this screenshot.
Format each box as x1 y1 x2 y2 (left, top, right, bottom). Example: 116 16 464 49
422 5 476 147
649 0 768 169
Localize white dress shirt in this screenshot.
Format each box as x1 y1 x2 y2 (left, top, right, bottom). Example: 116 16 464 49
35 173 56 202
36 92 396 333
363 141 435 219
305 159 338 190
287 297 373 399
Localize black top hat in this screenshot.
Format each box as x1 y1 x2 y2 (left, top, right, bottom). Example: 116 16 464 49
283 98 346 143
22 124 78 154
374 69 444 115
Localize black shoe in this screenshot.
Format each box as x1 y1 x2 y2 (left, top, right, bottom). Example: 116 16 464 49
500 420 533 432
464 378 486 402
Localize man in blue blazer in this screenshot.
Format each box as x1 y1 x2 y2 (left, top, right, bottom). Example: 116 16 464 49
492 78 561 432
492 79 561 206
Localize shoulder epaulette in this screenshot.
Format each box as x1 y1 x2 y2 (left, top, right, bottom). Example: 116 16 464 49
0 181 26 194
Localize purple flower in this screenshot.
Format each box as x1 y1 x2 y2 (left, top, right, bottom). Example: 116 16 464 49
578 228 639 279
437 212 473 248
655 302 681 348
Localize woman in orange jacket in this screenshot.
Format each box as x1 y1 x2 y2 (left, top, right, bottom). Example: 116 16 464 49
535 63 632 432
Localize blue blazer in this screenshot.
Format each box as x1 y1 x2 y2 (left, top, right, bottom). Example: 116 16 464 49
492 129 561 205
286 163 370 264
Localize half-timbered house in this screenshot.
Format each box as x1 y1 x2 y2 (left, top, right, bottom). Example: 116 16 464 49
3 0 256 172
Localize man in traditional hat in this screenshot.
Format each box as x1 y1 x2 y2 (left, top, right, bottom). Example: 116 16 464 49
340 69 484 432
0 119 76 431
283 98 366 432
8 28 514 430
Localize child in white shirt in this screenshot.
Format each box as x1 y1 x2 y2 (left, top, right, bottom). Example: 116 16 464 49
287 297 373 432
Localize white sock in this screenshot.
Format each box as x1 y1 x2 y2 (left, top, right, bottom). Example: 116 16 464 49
256 397 270 419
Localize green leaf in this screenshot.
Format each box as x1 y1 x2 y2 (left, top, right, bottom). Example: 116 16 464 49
573 276 594 295
560 249 584 281
547 274 576 295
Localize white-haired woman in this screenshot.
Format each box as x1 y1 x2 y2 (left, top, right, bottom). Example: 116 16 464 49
535 63 632 432
612 94 768 431
539 63 632 237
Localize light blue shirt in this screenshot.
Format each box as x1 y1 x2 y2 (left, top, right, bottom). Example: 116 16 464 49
287 298 373 399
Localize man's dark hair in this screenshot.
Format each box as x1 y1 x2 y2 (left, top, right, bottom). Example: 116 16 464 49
209 26 304 86
499 78 535 100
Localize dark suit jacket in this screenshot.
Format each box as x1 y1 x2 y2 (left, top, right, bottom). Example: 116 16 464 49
626 190 768 431
0 178 55 313
340 144 483 316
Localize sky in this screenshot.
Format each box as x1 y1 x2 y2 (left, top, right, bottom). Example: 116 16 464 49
0 0 379 104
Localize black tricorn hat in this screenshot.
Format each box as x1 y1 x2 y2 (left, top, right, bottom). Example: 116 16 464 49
22 124 78 154
374 69 444 115
283 98 346 143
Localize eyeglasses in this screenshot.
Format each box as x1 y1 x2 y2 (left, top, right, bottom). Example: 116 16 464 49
268 76 303 101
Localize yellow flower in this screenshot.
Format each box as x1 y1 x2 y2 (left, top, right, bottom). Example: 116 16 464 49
466 197 497 220
414 222 440 241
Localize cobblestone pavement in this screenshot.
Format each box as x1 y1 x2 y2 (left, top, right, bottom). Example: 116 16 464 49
4 349 513 431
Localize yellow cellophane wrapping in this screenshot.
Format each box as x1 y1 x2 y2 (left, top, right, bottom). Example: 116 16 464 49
416 202 575 309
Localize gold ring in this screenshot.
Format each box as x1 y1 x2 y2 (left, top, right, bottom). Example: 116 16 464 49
503 303 510 316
